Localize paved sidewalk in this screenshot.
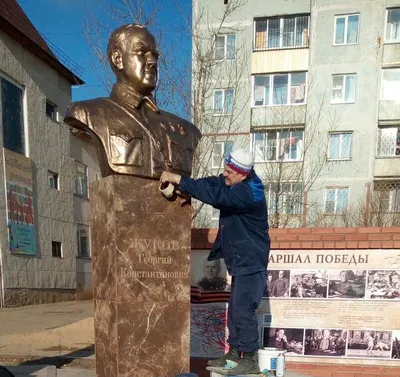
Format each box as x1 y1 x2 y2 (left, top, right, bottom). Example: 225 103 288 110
0 301 94 358
1 365 96 377
0 301 311 377
2 365 310 377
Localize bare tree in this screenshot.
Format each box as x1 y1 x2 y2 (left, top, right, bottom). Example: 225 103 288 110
84 0 251 225
317 181 400 227
177 0 251 222
254 75 340 228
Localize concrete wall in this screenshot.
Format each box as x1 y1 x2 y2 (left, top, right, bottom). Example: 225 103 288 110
195 0 400 226
0 31 76 306
70 135 100 300
306 0 386 217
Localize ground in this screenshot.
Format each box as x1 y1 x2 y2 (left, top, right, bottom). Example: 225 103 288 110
0 300 94 370
0 300 311 377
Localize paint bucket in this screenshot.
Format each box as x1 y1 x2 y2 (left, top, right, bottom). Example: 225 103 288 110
258 348 287 372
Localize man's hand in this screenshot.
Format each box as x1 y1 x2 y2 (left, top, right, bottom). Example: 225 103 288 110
160 171 181 185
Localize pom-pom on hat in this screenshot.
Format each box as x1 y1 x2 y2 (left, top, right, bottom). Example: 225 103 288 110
225 148 254 176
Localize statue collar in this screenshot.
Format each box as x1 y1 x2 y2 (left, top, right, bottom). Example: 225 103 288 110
110 83 159 113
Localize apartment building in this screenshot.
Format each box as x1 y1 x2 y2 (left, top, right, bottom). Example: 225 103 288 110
0 0 99 306
192 0 400 228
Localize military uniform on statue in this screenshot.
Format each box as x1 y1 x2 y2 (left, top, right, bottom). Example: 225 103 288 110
65 24 200 180
65 24 201 377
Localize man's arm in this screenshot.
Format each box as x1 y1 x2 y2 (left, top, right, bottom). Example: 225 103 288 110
160 172 253 210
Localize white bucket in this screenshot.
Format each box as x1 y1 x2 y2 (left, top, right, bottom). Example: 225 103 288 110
258 348 287 372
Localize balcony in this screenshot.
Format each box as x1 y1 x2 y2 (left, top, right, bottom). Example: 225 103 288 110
379 101 400 121
251 105 306 128
374 126 400 177
382 43 400 66
252 49 309 74
252 16 310 74
379 68 400 120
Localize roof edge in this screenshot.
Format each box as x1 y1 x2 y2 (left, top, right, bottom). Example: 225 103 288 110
0 16 85 85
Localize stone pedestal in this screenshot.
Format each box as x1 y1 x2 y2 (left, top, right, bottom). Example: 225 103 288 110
90 175 191 377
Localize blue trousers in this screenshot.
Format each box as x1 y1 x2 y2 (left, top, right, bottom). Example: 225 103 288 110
227 270 266 352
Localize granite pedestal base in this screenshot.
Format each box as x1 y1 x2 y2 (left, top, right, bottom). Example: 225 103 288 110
91 175 191 377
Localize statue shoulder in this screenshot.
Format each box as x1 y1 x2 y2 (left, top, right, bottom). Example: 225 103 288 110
65 98 112 131
66 98 109 123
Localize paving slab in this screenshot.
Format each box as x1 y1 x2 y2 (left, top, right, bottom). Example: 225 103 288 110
208 368 311 377
2 365 56 377
56 369 96 377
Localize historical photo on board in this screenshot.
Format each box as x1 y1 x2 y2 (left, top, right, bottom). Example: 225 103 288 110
290 270 328 298
263 270 290 297
328 270 366 299
263 327 304 355
191 251 230 292
392 330 400 359
304 329 347 357
366 270 400 299
347 330 392 359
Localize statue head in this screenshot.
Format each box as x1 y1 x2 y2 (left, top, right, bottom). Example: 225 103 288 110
107 24 159 95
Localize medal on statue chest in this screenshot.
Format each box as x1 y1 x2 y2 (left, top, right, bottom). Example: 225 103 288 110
160 121 191 173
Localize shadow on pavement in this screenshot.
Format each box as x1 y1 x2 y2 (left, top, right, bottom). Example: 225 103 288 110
19 344 95 367
0 345 95 377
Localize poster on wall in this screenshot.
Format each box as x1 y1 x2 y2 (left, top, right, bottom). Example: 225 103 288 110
3 148 36 255
190 248 400 363
256 249 400 362
191 250 231 292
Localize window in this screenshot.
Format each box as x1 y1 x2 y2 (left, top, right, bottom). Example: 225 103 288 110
252 130 304 162
266 182 303 215
334 14 360 45
386 8 400 42
75 161 88 197
253 72 306 106
373 181 400 213
215 34 236 60
77 224 90 258
214 88 234 114
211 207 220 220
381 69 400 100
328 132 352 160
48 171 59 189
1 77 24 155
46 101 57 121
325 187 349 214
52 241 62 258
254 15 309 50
212 140 234 168
331 74 356 104
377 127 400 157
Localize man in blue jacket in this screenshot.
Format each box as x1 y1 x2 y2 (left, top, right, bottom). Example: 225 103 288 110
161 148 270 375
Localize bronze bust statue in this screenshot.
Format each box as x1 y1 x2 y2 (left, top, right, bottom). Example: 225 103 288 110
65 24 201 178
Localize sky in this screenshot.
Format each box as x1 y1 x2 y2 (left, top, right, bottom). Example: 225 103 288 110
18 0 192 104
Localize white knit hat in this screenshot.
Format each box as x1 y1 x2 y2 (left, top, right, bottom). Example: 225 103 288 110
225 148 254 176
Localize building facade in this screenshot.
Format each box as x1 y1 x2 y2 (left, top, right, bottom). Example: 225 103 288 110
0 0 99 306
192 0 400 229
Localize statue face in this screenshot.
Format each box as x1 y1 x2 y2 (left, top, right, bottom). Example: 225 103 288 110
114 29 159 95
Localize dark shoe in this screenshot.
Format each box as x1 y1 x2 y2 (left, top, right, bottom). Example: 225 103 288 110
226 351 259 375
207 346 241 367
